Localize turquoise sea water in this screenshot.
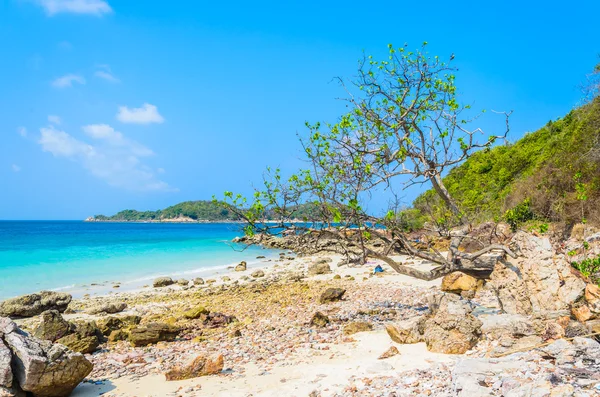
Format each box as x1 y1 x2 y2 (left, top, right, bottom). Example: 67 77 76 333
0 221 274 300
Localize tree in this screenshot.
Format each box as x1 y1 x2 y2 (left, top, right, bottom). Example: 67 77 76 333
223 43 516 280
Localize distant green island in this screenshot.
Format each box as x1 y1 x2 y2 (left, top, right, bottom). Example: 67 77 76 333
87 200 323 223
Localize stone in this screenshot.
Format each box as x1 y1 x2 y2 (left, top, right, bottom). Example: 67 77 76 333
55 333 99 355
452 357 524 397
86 302 127 315
385 317 425 344
308 262 331 276
310 312 330 328
585 283 600 312
319 288 345 304
343 321 373 335
165 354 224 381
489 232 586 315
183 306 210 320
251 270 265 278
0 339 13 391
572 303 594 322
176 278 189 286
441 272 483 295
204 313 236 328
235 261 247 272
31 310 71 342
193 278 205 285
480 314 535 339
0 292 72 318
107 329 128 343
129 323 179 347
333 274 341 280
96 315 141 336
544 322 565 341
1 318 92 397
423 293 482 354
378 346 400 359
221 276 231 282
153 277 174 288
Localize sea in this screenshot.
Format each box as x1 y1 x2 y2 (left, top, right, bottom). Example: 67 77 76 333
0 221 276 300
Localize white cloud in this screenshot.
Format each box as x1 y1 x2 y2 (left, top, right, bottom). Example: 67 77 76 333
157 167 165 174
17 127 27 137
52 74 86 88
48 115 61 125
36 0 112 16
11 164 21 172
37 125 173 192
94 70 120 83
117 103 164 124
82 124 153 156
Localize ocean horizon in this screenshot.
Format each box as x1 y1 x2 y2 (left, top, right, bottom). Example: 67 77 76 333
0 220 275 300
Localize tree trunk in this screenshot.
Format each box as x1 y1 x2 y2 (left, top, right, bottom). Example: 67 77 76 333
430 173 463 223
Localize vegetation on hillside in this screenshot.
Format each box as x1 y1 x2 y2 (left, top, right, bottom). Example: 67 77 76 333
92 201 325 222
413 96 600 228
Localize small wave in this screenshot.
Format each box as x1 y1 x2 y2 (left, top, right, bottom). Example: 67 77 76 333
50 284 76 292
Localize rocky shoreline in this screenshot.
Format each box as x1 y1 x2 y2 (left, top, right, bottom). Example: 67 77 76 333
1 229 600 396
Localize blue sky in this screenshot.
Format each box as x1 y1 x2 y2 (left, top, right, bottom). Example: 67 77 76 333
1 0 599 220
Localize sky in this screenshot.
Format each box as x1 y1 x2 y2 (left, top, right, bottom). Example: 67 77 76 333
1 0 599 220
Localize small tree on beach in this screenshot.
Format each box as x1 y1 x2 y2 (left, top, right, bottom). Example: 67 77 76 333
222 43 516 281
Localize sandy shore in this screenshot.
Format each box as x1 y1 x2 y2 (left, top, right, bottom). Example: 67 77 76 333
51 251 454 397
18 248 594 397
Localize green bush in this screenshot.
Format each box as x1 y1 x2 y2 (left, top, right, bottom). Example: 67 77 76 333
503 199 535 232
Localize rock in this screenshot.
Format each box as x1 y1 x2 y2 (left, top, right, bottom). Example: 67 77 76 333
107 329 128 343
308 262 331 276
251 270 265 278
572 302 595 322
31 310 71 342
183 306 210 320
235 261 247 272
319 288 345 304
165 354 224 381
86 302 127 315
423 293 482 354
129 323 179 347
385 317 425 344
333 274 341 280
452 357 525 396
480 314 535 339
193 278 205 285
585 283 600 312
441 272 483 295
1 317 93 397
310 312 330 328
96 315 141 336
489 232 586 315
543 321 565 341
55 320 101 354
221 276 231 282
153 277 174 288
0 292 72 318
176 278 189 286
343 321 373 335
203 313 236 328
0 339 13 394
378 346 400 359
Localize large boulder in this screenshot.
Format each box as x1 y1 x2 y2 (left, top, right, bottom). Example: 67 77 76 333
319 288 345 303
96 315 141 337
235 261 247 272
165 354 223 381
0 338 16 397
31 310 71 342
423 293 482 354
385 317 425 344
56 321 101 354
441 272 483 296
85 302 127 315
128 323 179 347
308 262 331 276
489 232 586 315
0 292 72 318
0 317 93 397
153 277 174 288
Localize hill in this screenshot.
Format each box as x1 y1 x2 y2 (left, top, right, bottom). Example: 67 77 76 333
413 97 600 226
89 201 325 222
